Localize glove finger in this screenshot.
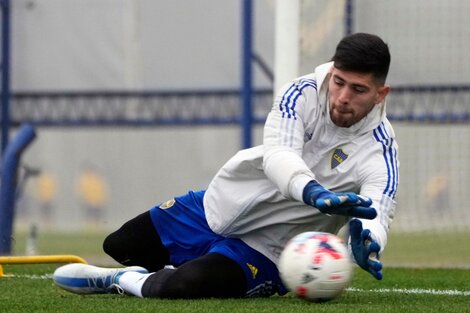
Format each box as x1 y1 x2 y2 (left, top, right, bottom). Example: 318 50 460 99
367 260 383 280
368 241 381 254
337 194 372 208
319 193 371 209
318 205 376 219
317 194 343 208
369 259 383 272
337 193 358 205
361 229 372 241
356 195 373 207
346 206 377 219
349 219 363 244
368 267 383 280
315 198 327 208
375 271 383 280
363 232 381 258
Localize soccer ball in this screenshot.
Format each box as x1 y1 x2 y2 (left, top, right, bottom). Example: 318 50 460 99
278 231 352 302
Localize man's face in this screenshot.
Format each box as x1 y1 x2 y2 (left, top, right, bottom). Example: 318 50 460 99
328 67 390 128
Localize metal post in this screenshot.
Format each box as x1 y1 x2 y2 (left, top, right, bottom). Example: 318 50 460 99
0 124 36 255
241 0 253 149
274 0 299 93
1 0 11 154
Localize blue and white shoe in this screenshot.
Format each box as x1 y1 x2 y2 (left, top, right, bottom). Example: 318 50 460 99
53 263 148 294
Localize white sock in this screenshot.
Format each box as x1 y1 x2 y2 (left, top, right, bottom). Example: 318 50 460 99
117 271 152 298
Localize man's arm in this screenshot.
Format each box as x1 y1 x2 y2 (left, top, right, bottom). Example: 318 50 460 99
263 79 316 198
348 135 398 279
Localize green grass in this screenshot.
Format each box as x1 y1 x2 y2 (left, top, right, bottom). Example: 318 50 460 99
1 231 469 312
0 265 468 313
11 230 470 267
383 231 470 267
12 231 107 260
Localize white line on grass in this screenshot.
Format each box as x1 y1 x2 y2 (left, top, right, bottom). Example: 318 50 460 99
9 274 53 279
6 275 470 297
347 287 470 296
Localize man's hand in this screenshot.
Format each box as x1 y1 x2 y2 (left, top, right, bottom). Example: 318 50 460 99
349 219 383 280
302 180 377 219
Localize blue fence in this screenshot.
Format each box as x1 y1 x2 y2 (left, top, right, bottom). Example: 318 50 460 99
10 89 273 127
7 86 470 127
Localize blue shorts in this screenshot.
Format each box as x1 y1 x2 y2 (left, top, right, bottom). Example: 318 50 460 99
149 190 287 296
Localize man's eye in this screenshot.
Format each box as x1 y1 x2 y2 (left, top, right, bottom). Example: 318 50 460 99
334 79 344 86
354 88 367 93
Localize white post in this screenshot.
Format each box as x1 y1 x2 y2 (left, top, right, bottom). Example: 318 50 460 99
273 0 300 94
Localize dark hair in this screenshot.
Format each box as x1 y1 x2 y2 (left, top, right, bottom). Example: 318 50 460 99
331 33 391 84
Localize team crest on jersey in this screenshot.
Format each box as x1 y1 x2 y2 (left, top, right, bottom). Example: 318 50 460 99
159 199 175 210
331 148 348 169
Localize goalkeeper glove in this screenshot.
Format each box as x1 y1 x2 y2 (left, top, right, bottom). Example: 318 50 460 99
302 180 377 219
349 219 383 280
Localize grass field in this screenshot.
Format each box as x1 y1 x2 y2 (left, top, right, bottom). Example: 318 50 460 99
9 230 470 267
0 265 469 313
0 231 469 312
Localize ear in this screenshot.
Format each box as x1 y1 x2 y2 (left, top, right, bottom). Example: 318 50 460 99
375 85 390 104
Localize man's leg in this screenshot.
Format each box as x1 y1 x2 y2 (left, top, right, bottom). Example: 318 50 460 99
52 253 246 298
135 253 246 298
103 211 170 272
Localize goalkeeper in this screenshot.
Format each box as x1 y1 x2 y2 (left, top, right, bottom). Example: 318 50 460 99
54 33 398 299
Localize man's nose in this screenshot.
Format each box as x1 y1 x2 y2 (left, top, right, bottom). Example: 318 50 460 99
338 87 351 104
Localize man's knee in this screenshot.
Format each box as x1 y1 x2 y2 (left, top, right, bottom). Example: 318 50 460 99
101 211 170 271
102 230 121 260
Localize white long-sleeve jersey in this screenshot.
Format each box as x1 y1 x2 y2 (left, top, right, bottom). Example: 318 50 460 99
203 62 399 265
